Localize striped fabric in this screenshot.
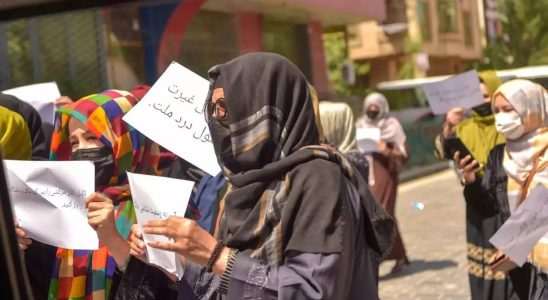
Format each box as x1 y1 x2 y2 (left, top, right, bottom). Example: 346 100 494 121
48 90 159 300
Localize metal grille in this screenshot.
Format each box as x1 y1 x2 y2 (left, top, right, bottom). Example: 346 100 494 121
0 9 108 98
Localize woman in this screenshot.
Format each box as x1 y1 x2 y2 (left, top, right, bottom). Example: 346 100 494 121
459 79 547 299
356 92 409 273
129 53 388 299
439 71 508 300
1 93 49 160
18 90 160 299
2 97 57 300
319 100 370 184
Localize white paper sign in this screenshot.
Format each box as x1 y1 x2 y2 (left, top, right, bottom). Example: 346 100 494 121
422 70 484 115
127 172 194 279
123 62 221 176
3 82 61 124
356 127 381 153
4 160 98 249
489 184 548 266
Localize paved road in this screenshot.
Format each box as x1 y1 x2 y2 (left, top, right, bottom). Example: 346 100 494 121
378 170 471 300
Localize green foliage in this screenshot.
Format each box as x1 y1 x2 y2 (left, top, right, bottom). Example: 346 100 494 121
398 37 422 79
322 31 370 97
477 0 548 70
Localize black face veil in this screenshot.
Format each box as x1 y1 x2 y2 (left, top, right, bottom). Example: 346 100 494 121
206 52 319 174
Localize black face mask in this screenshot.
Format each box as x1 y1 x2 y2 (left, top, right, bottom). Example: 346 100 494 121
472 102 493 117
72 147 115 186
208 119 234 172
367 110 380 120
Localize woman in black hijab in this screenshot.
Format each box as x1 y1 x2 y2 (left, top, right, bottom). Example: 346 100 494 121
132 53 390 299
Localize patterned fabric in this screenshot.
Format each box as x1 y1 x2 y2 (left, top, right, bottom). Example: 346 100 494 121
494 80 548 271
48 90 160 299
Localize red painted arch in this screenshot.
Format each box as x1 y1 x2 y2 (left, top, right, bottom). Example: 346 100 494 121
156 0 206 74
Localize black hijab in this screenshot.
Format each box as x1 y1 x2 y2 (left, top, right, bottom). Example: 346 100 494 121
207 53 392 264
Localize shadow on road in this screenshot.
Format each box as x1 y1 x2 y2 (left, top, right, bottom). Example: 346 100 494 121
379 259 458 281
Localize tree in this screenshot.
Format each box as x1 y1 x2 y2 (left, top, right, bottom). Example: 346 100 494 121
323 30 370 97
478 0 548 70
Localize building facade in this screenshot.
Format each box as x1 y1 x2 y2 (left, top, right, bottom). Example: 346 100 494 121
0 0 385 98
348 0 483 86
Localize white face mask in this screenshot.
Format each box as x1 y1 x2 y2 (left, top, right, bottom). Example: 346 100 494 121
495 112 525 140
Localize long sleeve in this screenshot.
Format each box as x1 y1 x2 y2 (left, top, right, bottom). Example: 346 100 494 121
180 251 343 300
226 251 341 300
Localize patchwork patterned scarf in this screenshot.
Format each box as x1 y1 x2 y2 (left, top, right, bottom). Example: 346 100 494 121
48 90 159 299
494 80 548 270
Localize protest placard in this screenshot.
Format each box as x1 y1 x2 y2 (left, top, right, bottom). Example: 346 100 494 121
123 62 221 176
489 184 548 266
422 70 484 115
127 172 194 279
356 127 381 153
4 160 97 249
3 82 61 124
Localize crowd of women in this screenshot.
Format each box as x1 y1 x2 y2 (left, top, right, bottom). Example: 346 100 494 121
0 52 546 300
435 72 548 300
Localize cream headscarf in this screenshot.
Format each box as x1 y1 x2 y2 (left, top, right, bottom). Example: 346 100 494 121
494 79 548 270
319 101 357 153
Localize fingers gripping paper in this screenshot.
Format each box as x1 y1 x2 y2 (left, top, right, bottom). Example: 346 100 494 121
4 160 98 249
127 172 194 279
123 62 221 176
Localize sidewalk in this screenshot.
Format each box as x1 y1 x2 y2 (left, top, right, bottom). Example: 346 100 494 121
379 170 471 299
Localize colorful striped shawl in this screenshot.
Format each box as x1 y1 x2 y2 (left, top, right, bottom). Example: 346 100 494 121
48 90 159 300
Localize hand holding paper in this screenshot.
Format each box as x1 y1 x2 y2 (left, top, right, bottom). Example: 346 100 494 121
489 184 548 266
422 70 484 115
123 62 221 176
357 127 381 153
128 172 195 279
5 160 98 250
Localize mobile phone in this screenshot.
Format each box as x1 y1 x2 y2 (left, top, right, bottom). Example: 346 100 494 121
446 137 475 161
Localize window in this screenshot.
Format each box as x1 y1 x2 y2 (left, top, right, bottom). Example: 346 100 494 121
417 0 432 41
463 11 474 47
438 0 458 33
178 11 239 77
262 17 311 79
1 9 107 97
